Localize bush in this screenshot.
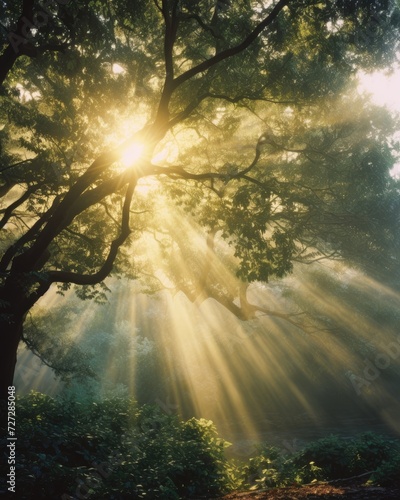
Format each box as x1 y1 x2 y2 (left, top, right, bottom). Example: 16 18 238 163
350 432 399 476
239 445 297 489
291 435 354 480
371 452 400 486
0 392 236 499
2 393 400 498
238 433 400 489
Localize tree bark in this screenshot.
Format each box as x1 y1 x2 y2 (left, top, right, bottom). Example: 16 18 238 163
0 272 51 403
0 314 24 402
0 307 25 435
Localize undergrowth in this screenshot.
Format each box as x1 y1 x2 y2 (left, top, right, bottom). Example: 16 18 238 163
0 393 399 499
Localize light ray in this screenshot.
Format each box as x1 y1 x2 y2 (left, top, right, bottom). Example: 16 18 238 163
14 204 400 448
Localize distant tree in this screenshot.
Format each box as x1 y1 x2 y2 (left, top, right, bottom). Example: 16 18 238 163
1 0 400 401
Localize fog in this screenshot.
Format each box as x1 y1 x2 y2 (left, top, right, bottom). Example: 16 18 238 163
15 261 400 456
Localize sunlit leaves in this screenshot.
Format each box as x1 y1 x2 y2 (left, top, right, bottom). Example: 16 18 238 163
1 0 400 310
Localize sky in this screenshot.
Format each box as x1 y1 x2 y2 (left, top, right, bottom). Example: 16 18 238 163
358 68 400 177
359 68 400 109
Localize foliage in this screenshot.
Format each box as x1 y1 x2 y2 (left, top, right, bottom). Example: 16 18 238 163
1 0 400 311
239 433 400 489
1 394 400 498
372 451 400 486
0 393 236 499
1 0 400 457
239 444 298 489
292 435 360 481
22 306 97 383
349 431 400 476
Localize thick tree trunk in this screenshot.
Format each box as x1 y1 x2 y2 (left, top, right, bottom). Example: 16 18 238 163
0 45 18 87
0 315 23 402
0 313 23 436
0 274 48 403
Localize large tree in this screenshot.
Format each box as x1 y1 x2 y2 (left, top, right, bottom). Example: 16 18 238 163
1 0 400 402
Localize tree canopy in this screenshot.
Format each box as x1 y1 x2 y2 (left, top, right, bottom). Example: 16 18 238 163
1 0 400 399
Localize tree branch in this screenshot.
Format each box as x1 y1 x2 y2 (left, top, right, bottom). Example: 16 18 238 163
204 91 297 105
167 93 209 128
155 0 181 125
179 13 222 39
48 179 137 286
0 158 35 174
153 134 263 182
9 129 156 273
0 183 41 230
0 194 62 272
171 0 290 90
0 0 35 85
162 0 178 83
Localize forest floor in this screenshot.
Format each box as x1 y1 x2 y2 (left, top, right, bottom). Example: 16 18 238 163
218 483 400 499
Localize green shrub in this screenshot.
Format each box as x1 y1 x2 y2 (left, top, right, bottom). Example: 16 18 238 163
0 392 236 499
350 432 399 475
238 433 400 489
239 444 297 489
3 393 400 498
291 435 353 480
371 451 400 486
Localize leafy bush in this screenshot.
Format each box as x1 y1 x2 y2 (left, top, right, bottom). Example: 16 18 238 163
2 393 400 498
286 433 400 483
371 451 400 486
0 392 236 499
350 432 399 475
239 445 296 489
238 433 400 489
291 435 354 480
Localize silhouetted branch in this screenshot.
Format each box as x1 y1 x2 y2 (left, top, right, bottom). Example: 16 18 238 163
171 0 290 90
48 180 137 286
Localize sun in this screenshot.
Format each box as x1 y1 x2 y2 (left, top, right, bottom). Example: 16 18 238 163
121 141 146 167
118 139 162 194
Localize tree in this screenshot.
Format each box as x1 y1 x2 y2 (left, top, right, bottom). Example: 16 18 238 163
1 0 400 402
